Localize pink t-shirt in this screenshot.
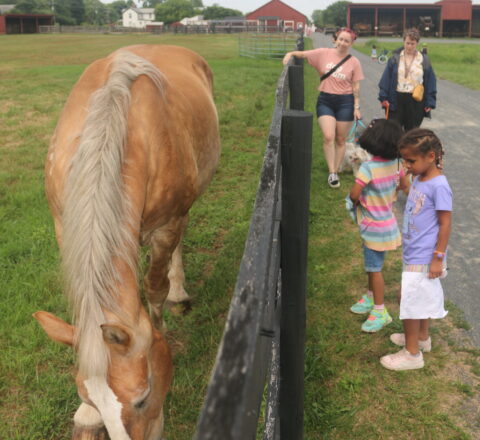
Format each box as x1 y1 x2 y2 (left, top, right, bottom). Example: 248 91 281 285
304 48 364 94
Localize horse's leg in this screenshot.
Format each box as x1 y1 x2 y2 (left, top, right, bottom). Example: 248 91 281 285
72 403 109 440
144 217 187 330
165 218 191 313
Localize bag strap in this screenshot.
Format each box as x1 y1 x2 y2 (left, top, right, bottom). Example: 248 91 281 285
320 54 352 81
347 119 357 142
347 118 366 143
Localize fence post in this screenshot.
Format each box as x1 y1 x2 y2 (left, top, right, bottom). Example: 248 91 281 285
279 109 312 440
289 35 304 111
288 65 304 111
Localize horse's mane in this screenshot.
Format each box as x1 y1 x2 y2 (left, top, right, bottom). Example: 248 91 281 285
61 49 166 379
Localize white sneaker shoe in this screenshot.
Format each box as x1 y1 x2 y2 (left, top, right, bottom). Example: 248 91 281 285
390 333 432 352
328 173 340 188
380 348 424 371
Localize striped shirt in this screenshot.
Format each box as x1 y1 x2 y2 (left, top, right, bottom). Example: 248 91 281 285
355 157 403 251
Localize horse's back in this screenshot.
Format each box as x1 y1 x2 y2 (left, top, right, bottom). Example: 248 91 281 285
124 45 220 230
46 45 220 233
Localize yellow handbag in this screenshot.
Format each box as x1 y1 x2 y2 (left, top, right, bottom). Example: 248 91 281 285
412 84 424 102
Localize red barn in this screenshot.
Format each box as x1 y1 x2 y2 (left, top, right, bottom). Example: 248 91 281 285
347 0 480 37
0 13 54 34
246 0 307 32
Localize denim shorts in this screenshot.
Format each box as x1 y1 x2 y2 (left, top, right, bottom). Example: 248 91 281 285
316 92 354 121
363 245 385 272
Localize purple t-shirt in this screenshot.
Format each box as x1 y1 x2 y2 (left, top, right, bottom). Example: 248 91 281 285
402 175 453 264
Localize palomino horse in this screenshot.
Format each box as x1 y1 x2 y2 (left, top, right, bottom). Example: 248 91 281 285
33 45 220 439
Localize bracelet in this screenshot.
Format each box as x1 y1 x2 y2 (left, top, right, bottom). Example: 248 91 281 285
433 251 446 259
354 104 360 109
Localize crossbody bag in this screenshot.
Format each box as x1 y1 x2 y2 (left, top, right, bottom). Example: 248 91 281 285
320 54 352 81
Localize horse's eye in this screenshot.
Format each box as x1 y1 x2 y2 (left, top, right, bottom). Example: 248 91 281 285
134 397 148 410
133 387 151 410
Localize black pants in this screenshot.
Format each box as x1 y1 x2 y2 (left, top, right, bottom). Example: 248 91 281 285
389 92 425 131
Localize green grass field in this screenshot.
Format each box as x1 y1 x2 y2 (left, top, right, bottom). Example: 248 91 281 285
1 33 480 439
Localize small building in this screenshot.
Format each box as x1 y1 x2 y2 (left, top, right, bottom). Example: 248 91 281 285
145 22 164 33
246 0 307 32
347 0 480 38
180 15 209 26
0 13 54 34
122 7 155 28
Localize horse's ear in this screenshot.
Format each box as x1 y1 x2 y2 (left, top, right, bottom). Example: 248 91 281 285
101 324 132 355
33 311 75 346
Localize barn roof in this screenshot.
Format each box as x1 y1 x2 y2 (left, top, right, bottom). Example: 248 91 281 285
349 0 480 3
248 0 307 19
349 0 439 3
3 13 54 17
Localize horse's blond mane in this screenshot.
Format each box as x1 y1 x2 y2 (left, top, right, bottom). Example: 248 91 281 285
61 49 166 379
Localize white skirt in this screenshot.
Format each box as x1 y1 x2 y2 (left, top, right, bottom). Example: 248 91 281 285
399 271 448 320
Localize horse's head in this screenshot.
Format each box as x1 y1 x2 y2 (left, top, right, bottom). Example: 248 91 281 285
33 311 172 440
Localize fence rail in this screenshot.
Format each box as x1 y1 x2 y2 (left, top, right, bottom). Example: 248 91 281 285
38 24 301 35
238 33 302 58
194 38 312 439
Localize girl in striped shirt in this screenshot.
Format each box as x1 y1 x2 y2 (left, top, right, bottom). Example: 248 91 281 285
348 118 408 332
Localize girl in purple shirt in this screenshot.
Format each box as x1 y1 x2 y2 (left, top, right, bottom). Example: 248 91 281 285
380 128 452 371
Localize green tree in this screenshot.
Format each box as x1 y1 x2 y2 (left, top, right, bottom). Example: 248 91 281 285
70 0 85 24
190 0 202 7
311 9 323 28
107 0 128 22
83 0 107 24
51 0 76 24
143 0 163 7
203 4 242 20
13 0 86 24
323 1 348 27
12 0 37 13
155 0 194 24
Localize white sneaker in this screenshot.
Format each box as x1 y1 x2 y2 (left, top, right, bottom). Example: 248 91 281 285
328 173 340 188
380 348 424 371
390 333 431 352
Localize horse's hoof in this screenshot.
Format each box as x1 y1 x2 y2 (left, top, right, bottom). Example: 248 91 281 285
165 299 191 315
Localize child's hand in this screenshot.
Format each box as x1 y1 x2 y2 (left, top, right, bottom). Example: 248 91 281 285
428 259 444 279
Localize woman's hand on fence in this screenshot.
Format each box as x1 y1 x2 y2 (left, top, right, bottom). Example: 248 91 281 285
282 52 293 65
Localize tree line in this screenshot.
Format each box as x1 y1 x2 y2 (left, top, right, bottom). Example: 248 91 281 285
4 0 348 28
4 0 242 25
312 1 348 29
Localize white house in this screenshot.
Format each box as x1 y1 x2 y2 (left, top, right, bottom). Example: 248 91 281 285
122 7 156 28
180 15 209 26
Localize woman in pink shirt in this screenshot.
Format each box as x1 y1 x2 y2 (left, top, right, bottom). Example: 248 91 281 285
283 28 364 188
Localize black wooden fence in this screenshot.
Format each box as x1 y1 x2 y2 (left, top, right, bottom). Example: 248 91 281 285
194 39 312 440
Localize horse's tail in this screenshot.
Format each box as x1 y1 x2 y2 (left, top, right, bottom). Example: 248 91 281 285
61 50 166 379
